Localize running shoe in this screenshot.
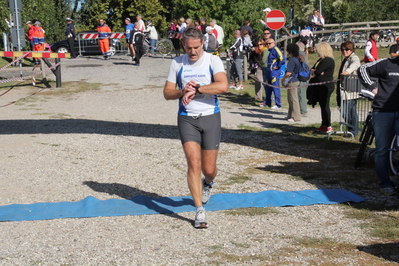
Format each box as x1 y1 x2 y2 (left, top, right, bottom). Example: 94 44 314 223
316 126 333 133
202 178 213 204
380 186 397 196
259 102 268 107
271 105 281 109
194 208 208 228
229 84 237 89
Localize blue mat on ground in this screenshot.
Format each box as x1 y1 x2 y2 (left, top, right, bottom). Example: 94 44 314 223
0 189 364 222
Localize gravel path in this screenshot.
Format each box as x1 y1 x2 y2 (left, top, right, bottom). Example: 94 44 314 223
0 55 381 265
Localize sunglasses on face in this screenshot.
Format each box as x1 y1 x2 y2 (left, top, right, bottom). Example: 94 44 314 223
266 42 274 45
341 48 351 52
263 33 271 35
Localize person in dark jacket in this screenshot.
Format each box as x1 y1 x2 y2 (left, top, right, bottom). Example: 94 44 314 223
65 18 76 58
358 57 399 196
308 42 335 133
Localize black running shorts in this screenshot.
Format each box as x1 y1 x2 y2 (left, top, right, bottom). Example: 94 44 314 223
177 112 221 150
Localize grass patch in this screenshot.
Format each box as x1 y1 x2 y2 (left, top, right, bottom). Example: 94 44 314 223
224 207 280 216
344 205 399 239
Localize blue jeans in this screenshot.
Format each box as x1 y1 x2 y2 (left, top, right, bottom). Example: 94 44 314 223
230 58 243 82
342 99 359 137
150 39 157 54
372 111 399 188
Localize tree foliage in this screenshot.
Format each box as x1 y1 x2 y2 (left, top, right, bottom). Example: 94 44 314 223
1 0 399 49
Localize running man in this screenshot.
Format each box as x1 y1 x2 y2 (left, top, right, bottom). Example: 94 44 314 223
163 27 228 228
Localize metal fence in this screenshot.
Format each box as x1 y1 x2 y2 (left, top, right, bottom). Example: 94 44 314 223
334 74 376 138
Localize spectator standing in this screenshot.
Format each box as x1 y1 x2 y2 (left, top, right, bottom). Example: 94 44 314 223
212 19 224 47
297 41 308 116
97 18 112 60
260 38 285 109
337 41 361 136
308 42 335 133
163 27 228 228
26 21 35 50
358 57 399 196
229 29 244 90
131 22 145 66
208 20 218 40
186 18 195 29
240 20 253 36
389 37 399 58
195 20 201 30
254 40 269 101
282 43 302 122
200 18 208 35
169 19 181 56
136 15 145 32
33 21 45 66
262 28 272 41
125 18 135 61
176 17 187 34
144 19 158 55
65 18 76 59
308 9 323 31
203 26 218 53
364 31 379 62
298 26 314 56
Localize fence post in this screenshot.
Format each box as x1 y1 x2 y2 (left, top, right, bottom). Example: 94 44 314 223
243 54 248 82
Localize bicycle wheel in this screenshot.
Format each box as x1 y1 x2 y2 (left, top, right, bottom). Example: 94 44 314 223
354 116 374 168
156 39 174 55
390 135 399 176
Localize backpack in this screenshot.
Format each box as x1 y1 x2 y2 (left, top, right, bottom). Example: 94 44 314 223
297 59 310 82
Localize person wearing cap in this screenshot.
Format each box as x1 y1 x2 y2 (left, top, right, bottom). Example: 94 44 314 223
389 37 399 58
65 18 77 58
144 19 158 55
33 21 45 66
125 18 135 61
25 21 35 50
203 26 218 53
97 18 112 60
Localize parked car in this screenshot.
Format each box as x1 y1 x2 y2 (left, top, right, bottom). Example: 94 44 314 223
50 31 122 56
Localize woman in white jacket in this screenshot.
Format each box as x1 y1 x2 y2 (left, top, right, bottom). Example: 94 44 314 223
337 41 361 136
144 20 158 55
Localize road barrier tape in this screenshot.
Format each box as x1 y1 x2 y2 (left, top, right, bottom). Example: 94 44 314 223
0 51 70 59
79 33 125 39
0 52 30 71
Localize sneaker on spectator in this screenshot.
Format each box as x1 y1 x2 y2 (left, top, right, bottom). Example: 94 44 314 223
229 83 237 89
202 178 213 204
235 85 244 90
271 105 281 110
316 126 334 133
259 102 266 107
194 207 208 228
380 186 397 196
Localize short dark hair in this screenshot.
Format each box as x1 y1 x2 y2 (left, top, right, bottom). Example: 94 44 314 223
182 27 204 43
286 43 299 57
341 41 355 52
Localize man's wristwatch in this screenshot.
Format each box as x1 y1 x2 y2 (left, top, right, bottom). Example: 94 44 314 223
195 84 202 95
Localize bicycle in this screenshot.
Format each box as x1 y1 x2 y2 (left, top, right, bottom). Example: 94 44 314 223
143 34 174 57
354 98 399 178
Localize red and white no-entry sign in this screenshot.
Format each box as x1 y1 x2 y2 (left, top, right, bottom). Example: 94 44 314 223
266 10 286 30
